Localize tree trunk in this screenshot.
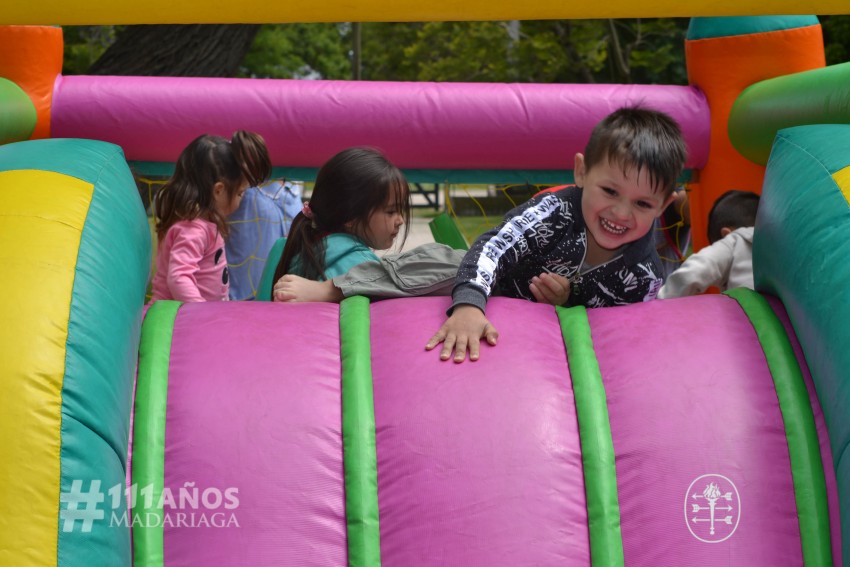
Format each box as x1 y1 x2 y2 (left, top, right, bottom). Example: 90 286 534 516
554 21 596 84
88 24 261 77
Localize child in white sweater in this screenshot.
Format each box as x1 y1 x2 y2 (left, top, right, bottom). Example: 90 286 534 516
658 190 759 298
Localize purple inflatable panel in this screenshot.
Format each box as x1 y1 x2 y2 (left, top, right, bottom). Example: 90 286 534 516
371 297 590 566
162 302 347 566
136 295 839 566
589 295 803 566
51 76 710 170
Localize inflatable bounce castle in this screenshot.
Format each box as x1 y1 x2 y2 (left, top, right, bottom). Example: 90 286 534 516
1 2 850 566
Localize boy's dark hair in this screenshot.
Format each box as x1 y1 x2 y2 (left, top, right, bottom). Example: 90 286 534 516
155 130 271 239
584 106 687 198
707 189 760 243
272 147 411 287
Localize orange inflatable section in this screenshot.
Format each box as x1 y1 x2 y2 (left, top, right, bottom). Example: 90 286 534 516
0 26 63 140
685 24 825 250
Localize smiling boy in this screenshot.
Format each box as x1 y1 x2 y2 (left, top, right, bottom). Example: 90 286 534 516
426 106 687 362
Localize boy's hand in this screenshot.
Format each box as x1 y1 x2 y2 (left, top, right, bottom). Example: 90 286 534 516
425 305 499 363
529 272 571 306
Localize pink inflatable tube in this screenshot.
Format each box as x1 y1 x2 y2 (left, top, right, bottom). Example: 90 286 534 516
146 295 840 566
51 76 710 170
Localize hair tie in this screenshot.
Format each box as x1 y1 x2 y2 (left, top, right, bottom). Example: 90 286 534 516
301 202 314 220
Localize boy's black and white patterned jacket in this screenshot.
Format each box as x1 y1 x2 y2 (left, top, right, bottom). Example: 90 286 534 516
451 186 664 313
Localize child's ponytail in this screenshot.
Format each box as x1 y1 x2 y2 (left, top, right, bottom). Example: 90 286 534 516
273 202 328 285
231 131 272 188
155 131 271 241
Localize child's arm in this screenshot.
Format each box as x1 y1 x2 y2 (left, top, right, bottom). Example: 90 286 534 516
165 224 211 302
274 243 464 302
657 237 734 298
424 270 567 362
273 275 343 302
425 305 499 362
427 193 566 361
450 192 565 309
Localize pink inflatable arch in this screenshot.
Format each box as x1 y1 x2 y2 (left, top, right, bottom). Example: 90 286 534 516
133 295 841 566
51 77 710 171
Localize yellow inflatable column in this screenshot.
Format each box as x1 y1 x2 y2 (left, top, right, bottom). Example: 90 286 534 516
0 139 150 565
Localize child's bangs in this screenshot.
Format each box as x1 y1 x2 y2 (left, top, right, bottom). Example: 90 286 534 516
388 171 411 209
386 169 411 245
607 145 669 195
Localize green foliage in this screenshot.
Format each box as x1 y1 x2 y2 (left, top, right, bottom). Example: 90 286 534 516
61 26 120 75
360 23 422 81
558 20 610 80
399 21 519 82
821 16 850 66
239 24 351 79
359 19 687 84
623 19 690 85
360 20 606 83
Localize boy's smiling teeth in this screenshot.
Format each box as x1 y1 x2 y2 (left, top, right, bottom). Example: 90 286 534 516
601 218 627 234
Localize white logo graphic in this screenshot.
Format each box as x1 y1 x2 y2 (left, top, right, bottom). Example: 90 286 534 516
59 480 240 531
60 480 105 533
685 474 741 543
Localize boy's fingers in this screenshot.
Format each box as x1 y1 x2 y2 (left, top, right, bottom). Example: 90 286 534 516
453 336 469 363
468 337 480 361
540 273 567 294
538 273 555 291
484 324 499 345
425 328 447 350
531 282 558 304
440 334 456 360
529 282 544 302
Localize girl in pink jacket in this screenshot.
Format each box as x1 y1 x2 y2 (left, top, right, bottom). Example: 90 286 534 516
150 131 271 302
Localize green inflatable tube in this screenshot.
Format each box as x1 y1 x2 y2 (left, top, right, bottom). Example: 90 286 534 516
0 78 36 144
729 62 850 165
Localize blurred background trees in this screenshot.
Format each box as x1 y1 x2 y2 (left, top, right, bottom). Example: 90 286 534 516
63 17 849 83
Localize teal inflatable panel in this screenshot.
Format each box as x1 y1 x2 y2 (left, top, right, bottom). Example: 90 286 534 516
753 124 850 564
687 15 819 40
60 139 150 566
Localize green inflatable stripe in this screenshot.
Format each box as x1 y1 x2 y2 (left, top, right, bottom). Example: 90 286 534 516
0 78 36 143
132 300 181 567
725 289 832 566
339 296 382 567
428 212 469 250
729 62 850 165
556 306 624 567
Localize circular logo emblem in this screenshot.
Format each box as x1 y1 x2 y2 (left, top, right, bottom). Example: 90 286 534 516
685 474 741 543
